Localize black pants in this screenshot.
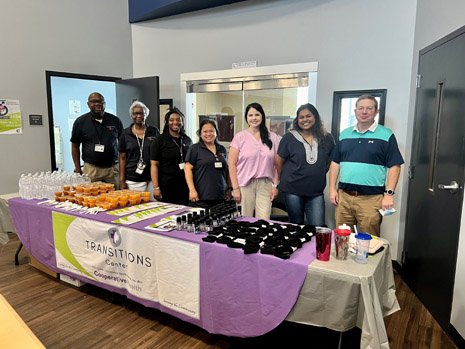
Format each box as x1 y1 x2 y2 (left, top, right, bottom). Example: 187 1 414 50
189 200 224 209
160 183 189 206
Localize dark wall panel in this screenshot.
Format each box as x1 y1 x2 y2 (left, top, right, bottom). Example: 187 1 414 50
129 0 248 23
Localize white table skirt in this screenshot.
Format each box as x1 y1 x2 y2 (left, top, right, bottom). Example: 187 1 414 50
286 240 399 349
0 193 19 244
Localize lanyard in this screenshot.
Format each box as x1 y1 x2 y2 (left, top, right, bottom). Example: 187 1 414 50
204 141 219 161
210 146 221 163
134 126 146 161
171 137 184 160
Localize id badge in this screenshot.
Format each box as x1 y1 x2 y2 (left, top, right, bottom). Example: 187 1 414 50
95 144 105 152
178 162 185 170
135 160 146 175
214 161 223 168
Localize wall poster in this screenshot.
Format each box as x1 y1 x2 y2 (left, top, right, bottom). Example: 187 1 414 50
0 99 22 134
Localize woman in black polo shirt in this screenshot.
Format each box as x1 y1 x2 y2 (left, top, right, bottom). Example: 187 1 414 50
150 108 192 205
119 101 159 198
184 119 231 208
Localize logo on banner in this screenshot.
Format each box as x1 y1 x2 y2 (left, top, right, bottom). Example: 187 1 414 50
0 101 8 117
108 227 122 247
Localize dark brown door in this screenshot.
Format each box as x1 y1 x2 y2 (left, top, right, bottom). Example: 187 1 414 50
404 27 465 330
116 76 160 128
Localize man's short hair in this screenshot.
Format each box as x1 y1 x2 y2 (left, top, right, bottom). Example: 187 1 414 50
356 94 378 110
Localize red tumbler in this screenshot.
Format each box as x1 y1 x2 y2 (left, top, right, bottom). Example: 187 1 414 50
334 229 351 260
316 227 332 261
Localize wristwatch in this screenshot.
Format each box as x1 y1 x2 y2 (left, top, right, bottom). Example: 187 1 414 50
384 189 395 195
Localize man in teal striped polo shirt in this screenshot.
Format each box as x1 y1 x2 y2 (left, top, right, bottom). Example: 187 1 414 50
329 95 404 236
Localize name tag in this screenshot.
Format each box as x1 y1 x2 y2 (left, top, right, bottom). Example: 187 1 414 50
135 160 146 174
95 144 105 152
179 162 185 170
214 161 223 168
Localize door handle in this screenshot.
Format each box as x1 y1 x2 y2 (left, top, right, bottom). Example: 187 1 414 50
438 181 460 193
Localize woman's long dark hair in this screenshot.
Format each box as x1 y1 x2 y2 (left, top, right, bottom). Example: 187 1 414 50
245 103 272 150
162 107 186 135
292 103 327 143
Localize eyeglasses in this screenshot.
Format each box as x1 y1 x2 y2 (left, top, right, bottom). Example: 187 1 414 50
132 112 146 116
89 99 105 104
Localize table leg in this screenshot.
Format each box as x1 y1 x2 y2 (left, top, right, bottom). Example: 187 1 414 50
15 242 23 265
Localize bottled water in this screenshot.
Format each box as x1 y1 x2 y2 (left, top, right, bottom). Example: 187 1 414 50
23 173 32 200
19 174 25 198
18 170 90 200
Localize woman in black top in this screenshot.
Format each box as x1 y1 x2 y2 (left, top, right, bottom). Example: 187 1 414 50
276 103 335 225
150 108 192 205
119 101 159 197
184 119 231 209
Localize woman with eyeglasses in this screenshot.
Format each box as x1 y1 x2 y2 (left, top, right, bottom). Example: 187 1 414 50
150 108 192 205
276 103 335 225
119 101 160 198
184 119 231 208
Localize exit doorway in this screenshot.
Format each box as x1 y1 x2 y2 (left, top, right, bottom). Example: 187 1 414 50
45 71 160 173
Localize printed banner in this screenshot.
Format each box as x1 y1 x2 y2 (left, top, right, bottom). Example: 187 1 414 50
52 212 200 319
0 99 22 134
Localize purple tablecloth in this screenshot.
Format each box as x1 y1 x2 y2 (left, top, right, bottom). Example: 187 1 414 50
9 198 316 337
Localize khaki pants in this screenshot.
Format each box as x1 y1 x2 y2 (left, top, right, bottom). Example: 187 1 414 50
335 189 383 236
83 162 119 186
240 178 272 219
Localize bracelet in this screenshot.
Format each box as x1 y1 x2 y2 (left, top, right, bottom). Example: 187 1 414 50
153 187 160 190
271 183 278 188
233 188 239 191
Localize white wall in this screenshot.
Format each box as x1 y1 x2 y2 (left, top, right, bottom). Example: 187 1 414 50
0 0 133 195
406 0 465 339
453 201 465 338
131 0 417 260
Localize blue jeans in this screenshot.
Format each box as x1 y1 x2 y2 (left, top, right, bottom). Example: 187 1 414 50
282 192 325 226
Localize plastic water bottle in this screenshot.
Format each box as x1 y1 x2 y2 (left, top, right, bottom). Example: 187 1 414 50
19 170 91 200
24 173 32 200
19 174 25 198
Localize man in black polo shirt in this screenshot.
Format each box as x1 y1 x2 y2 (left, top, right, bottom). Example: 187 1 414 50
70 92 123 185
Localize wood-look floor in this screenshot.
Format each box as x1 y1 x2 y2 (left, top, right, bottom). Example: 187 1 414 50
0 234 458 348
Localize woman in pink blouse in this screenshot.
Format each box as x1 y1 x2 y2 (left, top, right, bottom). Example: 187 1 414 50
228 103 280 219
